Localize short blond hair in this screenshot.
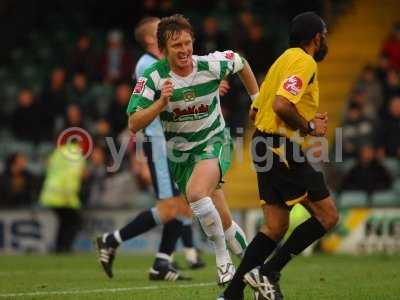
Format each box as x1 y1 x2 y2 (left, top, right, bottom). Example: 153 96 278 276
134 17 160 49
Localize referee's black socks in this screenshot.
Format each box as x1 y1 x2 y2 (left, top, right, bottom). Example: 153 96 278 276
224 232 277 298
158 219 183 256
260 216 326 274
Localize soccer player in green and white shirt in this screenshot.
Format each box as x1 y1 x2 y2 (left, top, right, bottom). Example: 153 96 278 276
127 14 259 285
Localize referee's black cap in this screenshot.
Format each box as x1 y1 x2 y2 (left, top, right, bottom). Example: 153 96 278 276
289 12 326 44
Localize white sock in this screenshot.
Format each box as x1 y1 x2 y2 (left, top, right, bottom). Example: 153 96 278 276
155 252 172 262
224 221 247 257
183 247 198 264
190 197 231 266
113 230 123 244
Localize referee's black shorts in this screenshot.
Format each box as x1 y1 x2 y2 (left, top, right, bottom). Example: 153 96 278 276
252 129 330 208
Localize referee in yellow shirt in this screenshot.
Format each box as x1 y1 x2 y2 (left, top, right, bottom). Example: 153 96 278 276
220 12 339 300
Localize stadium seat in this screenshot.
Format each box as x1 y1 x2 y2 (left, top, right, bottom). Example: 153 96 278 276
335 159 356 175
338 190 369 208
382 158 400 178
371 190 400 207
393 179 400 195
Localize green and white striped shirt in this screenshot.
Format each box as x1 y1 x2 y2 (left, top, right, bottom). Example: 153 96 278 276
127 50 245 151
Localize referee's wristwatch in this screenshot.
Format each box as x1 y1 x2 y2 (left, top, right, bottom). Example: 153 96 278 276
307 121 316 133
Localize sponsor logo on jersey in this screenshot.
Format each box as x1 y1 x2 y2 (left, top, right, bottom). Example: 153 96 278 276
283 75 303 95
133 78 147 95
173 104 209 121
224 51 234 60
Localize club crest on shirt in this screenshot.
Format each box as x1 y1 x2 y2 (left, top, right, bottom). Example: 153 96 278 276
133 78 147 95
283 75 302 95
183 89 196 102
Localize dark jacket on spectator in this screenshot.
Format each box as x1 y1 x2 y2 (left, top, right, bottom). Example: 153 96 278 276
376 116 400 157
11 102 42 143
0 172 36 207
342 160 392 194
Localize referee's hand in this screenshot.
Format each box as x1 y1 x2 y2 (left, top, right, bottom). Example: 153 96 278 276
310 112 328 136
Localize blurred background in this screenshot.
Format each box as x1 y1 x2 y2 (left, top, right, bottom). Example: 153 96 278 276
0 0 400 255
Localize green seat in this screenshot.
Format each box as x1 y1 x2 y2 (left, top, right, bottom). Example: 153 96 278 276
371 190 400 207
382 158 400 178
393 179 400 195
335 159 356 175
339 190 368 208
6 141 36 159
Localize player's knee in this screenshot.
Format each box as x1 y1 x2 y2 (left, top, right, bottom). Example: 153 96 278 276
262 221 288 241
186 188 207 203
324 208 339 230
158 201 179 223
316 206 339 231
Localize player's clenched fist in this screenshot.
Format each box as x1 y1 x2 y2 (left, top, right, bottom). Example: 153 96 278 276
310 112 328 137
160 80 174 105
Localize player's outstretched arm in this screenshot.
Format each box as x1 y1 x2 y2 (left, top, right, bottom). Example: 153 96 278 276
128 80 173 133
237 60 259 100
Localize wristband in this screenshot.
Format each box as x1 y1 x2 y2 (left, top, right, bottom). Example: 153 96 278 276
250 93 259 101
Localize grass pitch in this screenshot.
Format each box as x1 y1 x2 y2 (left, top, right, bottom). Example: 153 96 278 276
0 253 399 299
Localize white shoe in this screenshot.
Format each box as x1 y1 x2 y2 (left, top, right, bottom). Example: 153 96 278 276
217 262 236 286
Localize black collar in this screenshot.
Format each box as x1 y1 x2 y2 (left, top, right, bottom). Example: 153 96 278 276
146 52 158 60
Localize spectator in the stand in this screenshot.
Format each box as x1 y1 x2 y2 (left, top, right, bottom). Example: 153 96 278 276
0 153 36 207
106 81 131 138
375 54 390 84
83 145 108 208
355 65 383 117
381 69 400 116
242 22 274 80
233 10 255 51
159 0 175 16
346 88 377 120
67 72 90 106
68 34 97 80
143 0 160 16
342 102 375 158
196 16 229 55
11 88 42 143
60 104 85 131
40 67 68 140
100 30 134 83
382 22 400 71
130 144 152 192
39 141 86 253
342 145 392 195
376 96 400 158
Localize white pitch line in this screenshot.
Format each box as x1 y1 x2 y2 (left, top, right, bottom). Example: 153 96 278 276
0 282 215 298
0 269 142 276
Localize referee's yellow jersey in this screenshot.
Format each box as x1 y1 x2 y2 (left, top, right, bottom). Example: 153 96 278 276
252 47 318 148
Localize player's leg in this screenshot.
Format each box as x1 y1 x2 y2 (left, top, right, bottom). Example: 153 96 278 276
222 203 289 300
249 147 338 300
149 196 192 281
260 196 338 275
186 158 234 285
222 131 289 299
178 201 206 269
96 134 185 279
95 196 180 278
212 189 248 257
